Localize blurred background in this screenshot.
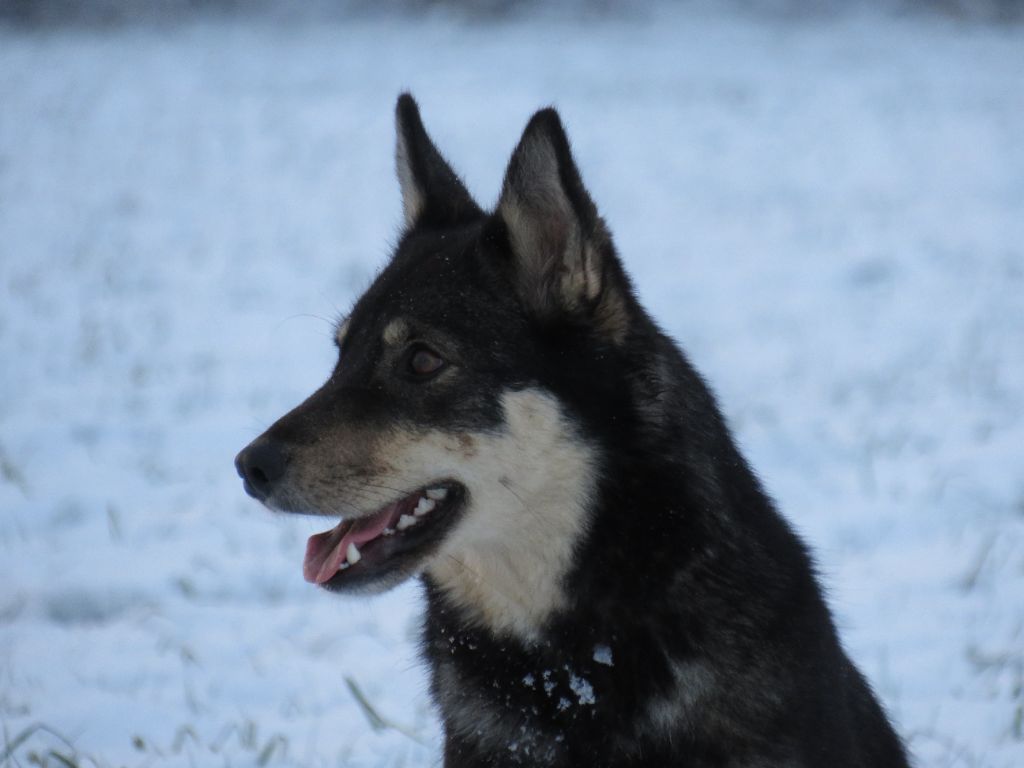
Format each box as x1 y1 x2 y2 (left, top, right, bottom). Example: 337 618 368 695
1 1 1022 766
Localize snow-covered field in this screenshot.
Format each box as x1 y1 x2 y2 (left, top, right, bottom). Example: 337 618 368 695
1 4 1022 766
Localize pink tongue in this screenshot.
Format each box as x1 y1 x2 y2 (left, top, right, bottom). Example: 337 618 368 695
303 506 398 584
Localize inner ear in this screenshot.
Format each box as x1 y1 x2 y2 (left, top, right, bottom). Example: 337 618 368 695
496 108 619 329
395 94 483 229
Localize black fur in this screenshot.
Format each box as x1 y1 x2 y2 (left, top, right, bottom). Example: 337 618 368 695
236 95 910 768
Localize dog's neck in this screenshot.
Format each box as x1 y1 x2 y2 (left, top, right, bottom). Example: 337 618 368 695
423 388 599 643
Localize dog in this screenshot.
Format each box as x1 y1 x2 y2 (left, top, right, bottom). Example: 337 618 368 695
235 94 910 767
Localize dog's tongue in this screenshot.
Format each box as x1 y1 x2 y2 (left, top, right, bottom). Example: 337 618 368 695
303 509 395 584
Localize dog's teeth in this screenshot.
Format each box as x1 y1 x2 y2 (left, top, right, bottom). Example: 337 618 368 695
426 487 448 501
346 542 361 565
414 497 436 516
382 528 395 536
396 514 418 531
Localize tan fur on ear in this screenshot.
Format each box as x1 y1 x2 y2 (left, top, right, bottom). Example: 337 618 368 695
498 120 628 344
591 254 630 345
395 128 425 228
393 94 483 230
498 141 594 308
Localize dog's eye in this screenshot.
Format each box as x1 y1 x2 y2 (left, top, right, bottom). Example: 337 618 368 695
407 346 445 378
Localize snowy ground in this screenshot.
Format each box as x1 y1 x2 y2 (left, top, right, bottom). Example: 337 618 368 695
1 4 1022 767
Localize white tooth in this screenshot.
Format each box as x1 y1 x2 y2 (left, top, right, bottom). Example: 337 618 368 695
414 497 436 516
339 562 350 570
396 514 418 531
382 528 395 536
346 542 361 565
426 487 448 501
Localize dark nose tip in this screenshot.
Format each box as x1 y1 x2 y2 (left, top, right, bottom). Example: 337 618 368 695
235 440 288 501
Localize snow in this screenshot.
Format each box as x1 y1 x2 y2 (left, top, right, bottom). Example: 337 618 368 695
592 644 614 667
1 3 1022 766
567 672 596 707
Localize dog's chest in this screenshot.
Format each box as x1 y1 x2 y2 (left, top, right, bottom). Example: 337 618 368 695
426 629 612 766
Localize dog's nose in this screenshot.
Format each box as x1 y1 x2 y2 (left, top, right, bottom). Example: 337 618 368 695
235 440 288 501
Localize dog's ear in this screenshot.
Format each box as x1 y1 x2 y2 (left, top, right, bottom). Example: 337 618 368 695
496 108 628 341
395 94 482 229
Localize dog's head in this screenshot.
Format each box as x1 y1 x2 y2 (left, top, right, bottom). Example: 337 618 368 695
236 95 641 636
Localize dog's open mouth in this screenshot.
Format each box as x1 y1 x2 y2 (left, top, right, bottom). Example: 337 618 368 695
303 482 464 588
